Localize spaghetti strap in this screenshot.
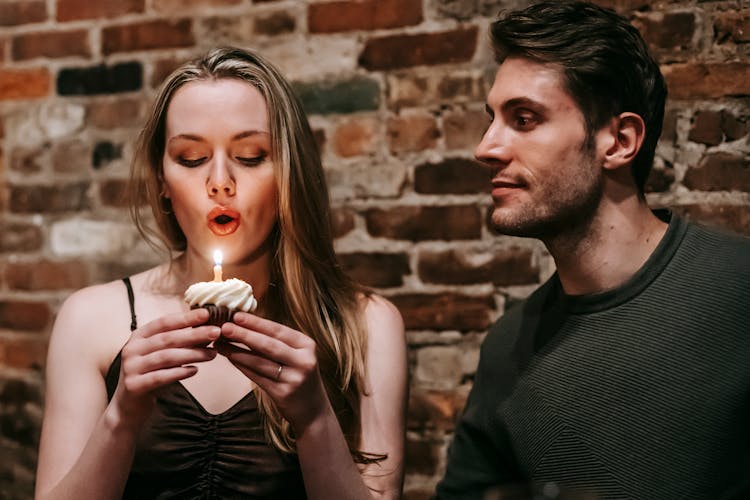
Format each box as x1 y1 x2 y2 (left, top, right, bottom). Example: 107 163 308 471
122 277 138 331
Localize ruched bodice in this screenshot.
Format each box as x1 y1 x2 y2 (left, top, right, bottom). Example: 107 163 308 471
106 278 307 499
105 352 307 499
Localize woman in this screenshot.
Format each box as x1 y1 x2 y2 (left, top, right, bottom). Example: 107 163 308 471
35 47 407 499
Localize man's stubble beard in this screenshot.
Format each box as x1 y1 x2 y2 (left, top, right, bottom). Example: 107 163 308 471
489 139 604 242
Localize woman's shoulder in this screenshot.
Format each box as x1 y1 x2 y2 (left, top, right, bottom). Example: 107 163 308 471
359 293 405 342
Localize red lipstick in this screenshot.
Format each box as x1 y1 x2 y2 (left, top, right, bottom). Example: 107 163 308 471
207 206 241 236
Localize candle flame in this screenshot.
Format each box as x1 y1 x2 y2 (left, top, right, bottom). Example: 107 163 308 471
213 249 223 266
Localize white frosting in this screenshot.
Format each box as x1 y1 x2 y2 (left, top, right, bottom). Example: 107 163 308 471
184 278 258 312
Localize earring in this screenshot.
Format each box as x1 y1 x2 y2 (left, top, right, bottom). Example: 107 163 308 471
159 194 172 215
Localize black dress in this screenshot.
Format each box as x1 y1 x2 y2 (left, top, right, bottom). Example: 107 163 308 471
104 278 307 499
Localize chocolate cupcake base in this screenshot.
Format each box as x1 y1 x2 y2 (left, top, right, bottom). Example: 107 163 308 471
192 304 235 326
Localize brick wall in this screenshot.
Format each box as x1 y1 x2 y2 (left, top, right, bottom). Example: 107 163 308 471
0 0 748 498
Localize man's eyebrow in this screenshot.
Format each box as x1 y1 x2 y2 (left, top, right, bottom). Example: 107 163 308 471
501 97 549 113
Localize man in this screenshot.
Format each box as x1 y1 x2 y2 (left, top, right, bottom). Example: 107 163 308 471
436 2 750 499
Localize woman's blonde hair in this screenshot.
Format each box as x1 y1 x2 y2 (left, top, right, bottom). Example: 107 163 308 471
129 47 377 462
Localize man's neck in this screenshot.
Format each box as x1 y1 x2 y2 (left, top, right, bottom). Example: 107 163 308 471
545 197 668 296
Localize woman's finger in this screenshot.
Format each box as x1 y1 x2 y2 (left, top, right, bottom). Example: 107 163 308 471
231 312 310 349
220 323 299 365
143 325 221 352
134 347 217 374
214 340 289 382
138 308 210 339
124 365 200 394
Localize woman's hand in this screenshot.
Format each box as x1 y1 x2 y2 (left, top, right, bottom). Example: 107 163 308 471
112 308 220 426
215 312 329 433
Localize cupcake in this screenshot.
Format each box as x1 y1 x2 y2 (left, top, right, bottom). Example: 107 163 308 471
184 277 258 326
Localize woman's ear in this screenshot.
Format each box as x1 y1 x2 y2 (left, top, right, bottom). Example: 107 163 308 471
159 176 171 199
601 112 645 171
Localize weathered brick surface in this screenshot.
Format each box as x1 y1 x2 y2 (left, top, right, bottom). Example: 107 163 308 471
714 10 750 43
332 116 379 158
387 114 440 154
339 252 410 287
254 11 296 36
309 0 422 34
9 183 90 213
102 19 194 55
683 152 750 192
0 1 46 26
87 97 144 129
414 158 490 194
57 62 142 95
0 223 43 252
408 387 468 431
365 206 482 241
0 336 47 371
293 77 380 115
359 27 478 71
11 29 90 60
56 0 144 22
673 204 750 236
0 68 51 100
390 293 494 331
633 11 696 50
663 63 750 99
0 301 50 331
152 0 242 13
5 260 89 291
418 248 539 286
689 110 723 146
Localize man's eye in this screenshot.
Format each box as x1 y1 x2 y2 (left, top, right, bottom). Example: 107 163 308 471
515 114 536 129
178 156 207 167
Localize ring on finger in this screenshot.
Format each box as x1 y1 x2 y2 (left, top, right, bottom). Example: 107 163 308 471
275 363 283 381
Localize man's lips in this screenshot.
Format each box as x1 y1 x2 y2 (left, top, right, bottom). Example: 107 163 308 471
491 178 524 197
207 206 241 236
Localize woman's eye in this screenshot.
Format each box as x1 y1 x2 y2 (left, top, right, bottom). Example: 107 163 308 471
236 154 266 167
177 156 207 168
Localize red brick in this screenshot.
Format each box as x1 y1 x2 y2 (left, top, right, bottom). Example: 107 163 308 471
99 179 129 207
0 1 46 26
592 0 654 12
102 19 194 55
0 222 43 252
0 301 50 331
88 97 144 129
309 0 422 34
688 110 722 146
152 0 241 13
444 108 488 150
0 68 51 100
683 152 750 192
53 140 91 174
632 11 695 50
56 0 144 22
418 248 539 286
254 11 296 36
339 252 410 288
332 207 355 238
661 108 679 144
672 204 750 236
151 57 190 88
9 183 89 213
0 336 48 371
714 10 750 43
405 436 442 476
663 63 750 99
360 27 478 71
10 146 48 174
408 387 468 431
720 111 748 142
12 29 90 60
389 293 494 331
5 260 89 291
332 117 378 158
365 206 482 241
387 114 440 154
414 158 490 195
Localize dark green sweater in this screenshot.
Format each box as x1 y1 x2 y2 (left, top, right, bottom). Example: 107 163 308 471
437 214 750 499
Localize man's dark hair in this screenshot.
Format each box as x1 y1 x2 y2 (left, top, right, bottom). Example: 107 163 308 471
491 1 668 195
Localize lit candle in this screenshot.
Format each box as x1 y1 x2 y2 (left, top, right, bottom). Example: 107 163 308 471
213 249 223 282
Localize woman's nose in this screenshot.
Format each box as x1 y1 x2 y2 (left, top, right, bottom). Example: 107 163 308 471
206 157 236 198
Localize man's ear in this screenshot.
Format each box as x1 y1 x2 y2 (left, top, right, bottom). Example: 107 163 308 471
601 112 645 171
